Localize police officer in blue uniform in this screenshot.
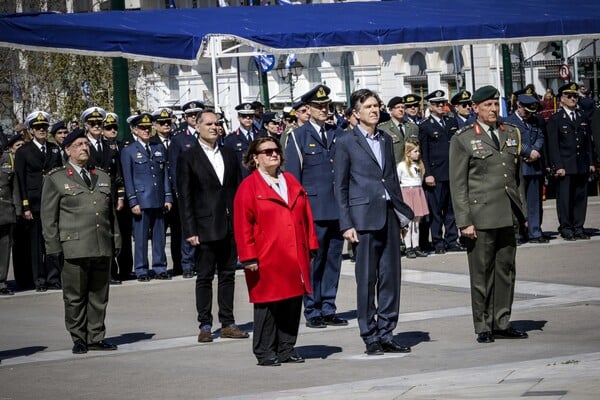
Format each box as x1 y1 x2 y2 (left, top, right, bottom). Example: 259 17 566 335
121 113 173 281
173 100 204 137
403 94 423 125
451 90 473 129
506 89 548 243
223 102 264 178
285 85 347 328
419 90 461 254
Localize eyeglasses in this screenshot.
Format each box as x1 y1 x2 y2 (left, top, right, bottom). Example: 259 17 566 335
563 94 577 99
158 121 171 126
33 126 48 131
87 121 102 127
459 102 472 108
406 104 419 108
104 125 118 131
136 126 152 131
257 148 281 157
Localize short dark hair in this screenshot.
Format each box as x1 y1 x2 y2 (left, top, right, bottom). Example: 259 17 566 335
350 89 381 112
243 136 284 171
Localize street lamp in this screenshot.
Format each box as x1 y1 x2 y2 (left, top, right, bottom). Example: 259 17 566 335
275 60 304 103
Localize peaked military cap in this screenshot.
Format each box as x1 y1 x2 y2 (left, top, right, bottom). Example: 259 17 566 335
558 82 579 96
387 96 404 109
50 121 67 135
251 101 264 109
62 128 87 148
291 101 307 111
425 90 447 103
182 100 204 114
518 93 540 113
450 90 472 105
471 85 500 104
103 112 119 126
81 107 107 123
130 113 154 127
301 85 331 104
7 134 24 148
235 102 256 115
262 112 282 125
152 108 174 123
26 111 51 129
402 94 421 106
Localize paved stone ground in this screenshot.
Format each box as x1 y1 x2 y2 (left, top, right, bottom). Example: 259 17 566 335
1 199 599 399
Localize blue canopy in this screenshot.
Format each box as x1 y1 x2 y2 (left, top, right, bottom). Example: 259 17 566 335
1 0 599 65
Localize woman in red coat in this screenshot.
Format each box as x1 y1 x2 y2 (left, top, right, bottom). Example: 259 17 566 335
234 137 319 367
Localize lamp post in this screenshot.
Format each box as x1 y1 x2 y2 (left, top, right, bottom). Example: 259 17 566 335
275 60 304 103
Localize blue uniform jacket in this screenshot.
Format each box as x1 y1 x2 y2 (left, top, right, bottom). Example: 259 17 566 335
419 115 458 181
223 127 264 178
167 131 199 196
506 112 545 176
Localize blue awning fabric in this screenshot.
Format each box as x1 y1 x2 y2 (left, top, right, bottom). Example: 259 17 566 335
1 1 599 65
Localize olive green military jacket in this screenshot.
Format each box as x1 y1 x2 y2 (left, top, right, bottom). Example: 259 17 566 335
0 152 21 226
449 122 526 230
378 119 420 164
41 164 121 258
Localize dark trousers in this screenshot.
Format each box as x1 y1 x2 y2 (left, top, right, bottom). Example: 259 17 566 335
556 174 588 236
62 256 111 344
132 208 167 277
354 206 401 344
253 296 302 363
523 175 544 239
465 226 516 333
303 219 344 320
424 181 458 250
0 224 13 288
12 218 33 289
115 206 133 280
195 233 237 328
164 199 183 275
30 213 60 288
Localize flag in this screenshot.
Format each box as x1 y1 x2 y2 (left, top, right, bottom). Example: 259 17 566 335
218 0 229 6
278 0 293 4
254 54 276 73
168 0 176 8
285 53 297 68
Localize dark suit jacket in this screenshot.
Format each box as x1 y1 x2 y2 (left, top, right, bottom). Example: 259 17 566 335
334 126 413 233
88 136 124 201
505 112 546 176
419 115 459 181
546 108 593 175
177 144 241 242
14 141 62 212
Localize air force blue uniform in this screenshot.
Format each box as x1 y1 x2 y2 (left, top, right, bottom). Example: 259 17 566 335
223 127 263 178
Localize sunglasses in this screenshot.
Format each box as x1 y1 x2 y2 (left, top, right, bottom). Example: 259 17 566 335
563 94 577 99
158 121 171 126
431 101 446 106
104 125 118 130
240 115 253 119
406 104 419 108
33 126 48 131
257 148 281 157
459 102 472 108
87 121 102 127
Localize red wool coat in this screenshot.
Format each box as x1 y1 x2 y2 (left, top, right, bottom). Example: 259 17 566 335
233 170 319 304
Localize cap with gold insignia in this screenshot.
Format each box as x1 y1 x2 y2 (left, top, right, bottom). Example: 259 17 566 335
424 90 447 103
262 112 282 125
50 121 67 135
152 108 174 123
25 111 51 129
81 107 107 123
182 100 205 115
402 94 421 106
450 90 472 105
62 128 87 148
387 96 404 109
301 85 332 104
235 102 256 115
558 82 579 96
103 112 119 127
130 113 154 127
471 85 500 104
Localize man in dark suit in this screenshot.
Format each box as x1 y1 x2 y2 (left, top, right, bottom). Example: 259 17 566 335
177 110 248 343
451 90 473 129
223 102 263 178
285 85 347 329
14 111 63 292
334 88 414 355
419 90 461 254
41 129 121 354
506 90 548 243
546 82 595 240
378 96 420 164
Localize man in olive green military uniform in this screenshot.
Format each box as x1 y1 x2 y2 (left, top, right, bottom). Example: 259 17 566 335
41 130 121 354
378 96 420 164
449 85 528 344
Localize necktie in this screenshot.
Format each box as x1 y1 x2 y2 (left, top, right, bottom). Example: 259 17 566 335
489 127 500 149
81 169 92 188
145 144 151 158
320 127 328 147
164 138 169 149
570 111 576 121
247 132 253 142
41 145 46 158
440 118 446 128
96 141 102 152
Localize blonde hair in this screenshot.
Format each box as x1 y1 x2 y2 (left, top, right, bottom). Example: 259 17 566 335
403 140 425 178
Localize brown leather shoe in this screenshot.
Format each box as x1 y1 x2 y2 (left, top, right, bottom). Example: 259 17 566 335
197 328 213 343
220 324 249 339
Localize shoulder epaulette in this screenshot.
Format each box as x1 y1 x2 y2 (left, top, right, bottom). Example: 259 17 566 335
455 123 475 136
46 166 66 176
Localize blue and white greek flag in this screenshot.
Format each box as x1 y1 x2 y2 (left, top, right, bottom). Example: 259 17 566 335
255 54 276 73
285 53 297 68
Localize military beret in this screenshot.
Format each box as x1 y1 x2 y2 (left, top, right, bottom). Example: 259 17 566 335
558 82 579 96
450 90 472 105
387 96 404 109
262 112 282 125
81 107 107 123
182 100 205 114
62 128 87 148
235 102 256 115
152 108 174 123
424 90 447 103
402 94 421 106
130 113 154 127
50 121 67 135
103 112 119 126
25 111 51 129
292 101 307 111
7 134 24 148
301 85 331 104
471 85 500 104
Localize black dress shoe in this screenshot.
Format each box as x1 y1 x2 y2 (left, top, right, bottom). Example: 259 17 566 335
381 340 411 353
182 271 194 279
528 237 549 244
406 249 417 259
35 286 47 292
258 357 281 366
414 248 428 257
562 233 575 241
574 233 590 240
47 283 62 290
110 278 122 285
446 245 465 252
323 315 348 326
365 342 384 355
137 275 150 282
155 272 171 280
493 327 528 339
88 340 118 351
281 354 305 363
0 287 14 296
434 248 446 255
477 331 495 343
305 317 327 328
72 340 88 354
